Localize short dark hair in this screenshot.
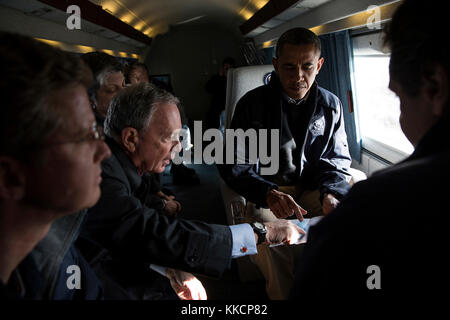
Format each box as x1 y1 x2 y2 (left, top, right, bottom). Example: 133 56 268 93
124 61 149 84
105 82 180 140
275 27 321 58
0 32 92 161
384 0 448 96
81 51 123 102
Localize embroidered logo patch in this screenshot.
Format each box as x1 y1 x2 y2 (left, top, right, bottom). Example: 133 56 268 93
309 116 325 136
263 72 272 85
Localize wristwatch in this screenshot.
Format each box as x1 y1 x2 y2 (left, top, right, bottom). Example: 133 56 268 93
251 222 267 245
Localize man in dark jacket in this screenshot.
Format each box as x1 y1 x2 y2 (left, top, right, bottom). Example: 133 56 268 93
125 61 200 186
79 82 304 299
290 0 448 309
218 28 352 299
220 28 351 219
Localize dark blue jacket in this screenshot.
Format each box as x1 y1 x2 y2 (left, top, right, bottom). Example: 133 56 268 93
218 73 352 208
290 112 450 305
2 239 103 300
28 211 103 300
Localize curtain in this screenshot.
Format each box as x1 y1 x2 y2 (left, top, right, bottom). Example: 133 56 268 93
262 46 275 65
316 30 361 162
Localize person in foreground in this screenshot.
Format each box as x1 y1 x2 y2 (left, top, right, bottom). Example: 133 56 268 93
0 32 111 299
290 0 448 305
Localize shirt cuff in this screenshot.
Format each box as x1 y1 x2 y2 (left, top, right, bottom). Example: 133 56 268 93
149 264 167 277
229 224 258 258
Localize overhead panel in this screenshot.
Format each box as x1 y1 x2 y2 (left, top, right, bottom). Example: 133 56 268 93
36 0 152 45
239 0 335 36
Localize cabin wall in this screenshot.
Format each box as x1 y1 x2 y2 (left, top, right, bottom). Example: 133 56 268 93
0 4 140 54
352 152 390 177
145 23 245 122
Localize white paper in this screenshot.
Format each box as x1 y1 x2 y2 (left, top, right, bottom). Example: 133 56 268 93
269 216 323 247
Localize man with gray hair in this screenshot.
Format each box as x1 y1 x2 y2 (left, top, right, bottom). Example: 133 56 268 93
80 82 304 299
81 51 125 123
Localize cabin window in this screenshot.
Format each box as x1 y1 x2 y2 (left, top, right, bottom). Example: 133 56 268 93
352 31 413 164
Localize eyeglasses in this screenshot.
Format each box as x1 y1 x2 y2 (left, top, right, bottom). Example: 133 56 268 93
52 121 105 146
79 121 105 143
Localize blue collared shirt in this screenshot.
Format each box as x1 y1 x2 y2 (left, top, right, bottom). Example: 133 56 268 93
150 224 258 275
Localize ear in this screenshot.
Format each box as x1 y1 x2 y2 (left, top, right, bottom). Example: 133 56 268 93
121 127 140 154
316 57 324 74
272 57 279 74
424 64 449 117
0 157 26 201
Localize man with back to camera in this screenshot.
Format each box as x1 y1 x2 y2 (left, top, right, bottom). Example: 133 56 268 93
290 0 449 307
79 82 305 299
218 27 352 299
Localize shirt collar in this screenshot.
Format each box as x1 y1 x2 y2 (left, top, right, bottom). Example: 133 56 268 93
282 90 310 106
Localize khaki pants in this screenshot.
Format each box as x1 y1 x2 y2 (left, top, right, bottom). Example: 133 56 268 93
248 187 323 300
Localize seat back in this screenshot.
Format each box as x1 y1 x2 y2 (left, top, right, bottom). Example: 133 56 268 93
220 64 274 227
224 65 274 128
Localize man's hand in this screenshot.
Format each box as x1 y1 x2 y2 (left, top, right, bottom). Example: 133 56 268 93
322 193 339 215
157 191 176 201
266 189 307 221
166 269 207 300
263 219 306 245
164 199 182 217
157 191 181 217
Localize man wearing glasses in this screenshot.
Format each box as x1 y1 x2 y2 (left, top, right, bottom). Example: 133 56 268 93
0 32 111 299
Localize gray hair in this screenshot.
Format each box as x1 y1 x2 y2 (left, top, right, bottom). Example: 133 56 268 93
81 51 123 103
104 82 180 139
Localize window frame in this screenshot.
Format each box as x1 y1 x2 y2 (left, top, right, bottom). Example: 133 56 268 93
351 29 413 165
362 136 410 164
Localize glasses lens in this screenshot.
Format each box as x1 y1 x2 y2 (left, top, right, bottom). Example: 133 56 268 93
93 122 105 141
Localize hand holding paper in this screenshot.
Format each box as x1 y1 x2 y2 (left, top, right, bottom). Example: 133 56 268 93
269 216 323 247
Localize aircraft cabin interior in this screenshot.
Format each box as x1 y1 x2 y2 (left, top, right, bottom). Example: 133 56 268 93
2 0 439 307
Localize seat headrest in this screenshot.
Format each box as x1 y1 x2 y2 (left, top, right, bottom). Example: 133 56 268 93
225 65 274 128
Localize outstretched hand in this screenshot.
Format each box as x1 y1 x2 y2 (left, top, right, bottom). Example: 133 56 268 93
266 189 307 221
166 268 207 300
322 193 339 215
